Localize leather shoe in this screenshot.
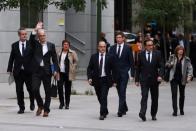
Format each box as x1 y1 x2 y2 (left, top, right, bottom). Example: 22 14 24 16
59 104 64 109
152 116 157 121
180 111 184 115
43 112 49 117
65 106 69 109
99 115 104 120
30 104 35 111
172 112 177 116
17 109 24 114
117 112 123 117
139 113 146 121
36 107 43 116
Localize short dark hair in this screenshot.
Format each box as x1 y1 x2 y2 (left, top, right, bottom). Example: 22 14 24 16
62 39 70 46
144 39 154 46
115 31 125 38
18 27 26 34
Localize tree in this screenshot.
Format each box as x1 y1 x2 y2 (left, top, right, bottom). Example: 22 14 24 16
136 0 196 60
0 0 107 12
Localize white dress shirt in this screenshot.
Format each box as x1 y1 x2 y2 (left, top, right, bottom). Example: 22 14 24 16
40 43 48 66
60 52 67 73
116 43 124 57
99 52 106 77
19 41 26 56
145 51 152 63
19 41 26 69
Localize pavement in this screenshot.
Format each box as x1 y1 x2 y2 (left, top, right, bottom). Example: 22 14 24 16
0 75 196 131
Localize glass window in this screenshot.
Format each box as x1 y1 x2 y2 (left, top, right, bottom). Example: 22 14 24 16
20 0 43 28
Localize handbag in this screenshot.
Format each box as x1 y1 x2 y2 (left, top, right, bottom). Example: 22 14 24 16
164 66 170 82
51 78 57 97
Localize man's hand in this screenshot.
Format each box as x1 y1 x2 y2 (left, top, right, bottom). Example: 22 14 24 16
53 72 58 80
187 76 192 83
35 21 43 31
88 79 92 85
135 82 140 87
157 76 162 82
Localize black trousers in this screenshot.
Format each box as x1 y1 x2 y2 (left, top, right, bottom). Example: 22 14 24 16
14 70 34 110
116 73 129 114
94 77 109 116
140 82 159 116
170 80 185 113
57 72 72 107
32 67 51 112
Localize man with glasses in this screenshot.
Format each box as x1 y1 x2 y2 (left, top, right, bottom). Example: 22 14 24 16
30 22 59 117
87 41 115 120
135 39 164 121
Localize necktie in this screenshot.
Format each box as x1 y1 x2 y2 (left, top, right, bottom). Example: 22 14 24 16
22 43 25 56
99 53 103 77
117 45 121 58
147 52 150 63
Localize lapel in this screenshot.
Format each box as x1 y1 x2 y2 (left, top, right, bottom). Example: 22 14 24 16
24 41 30 56
16 42 22 57
105 53 108 70
96 53 99 69
151 51 155 64
120 44 125 58
143 51 148 63
43 42 51 56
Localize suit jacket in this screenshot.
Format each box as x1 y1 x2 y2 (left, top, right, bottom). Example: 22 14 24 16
135 50 164 84
109 43 134 77
87 53 115 87
29 34 59 75
7 40 33 76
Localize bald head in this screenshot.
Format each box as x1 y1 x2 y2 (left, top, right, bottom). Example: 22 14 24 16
37 29 46 44
98 41 106 54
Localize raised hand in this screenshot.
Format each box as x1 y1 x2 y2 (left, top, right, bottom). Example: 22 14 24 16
35 21 43 31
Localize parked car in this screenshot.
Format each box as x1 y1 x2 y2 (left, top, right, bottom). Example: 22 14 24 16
122 32 137 44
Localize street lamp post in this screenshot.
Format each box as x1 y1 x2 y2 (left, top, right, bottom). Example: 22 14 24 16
97 0 102 43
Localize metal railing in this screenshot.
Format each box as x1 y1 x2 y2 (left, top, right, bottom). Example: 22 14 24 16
65 32 86 54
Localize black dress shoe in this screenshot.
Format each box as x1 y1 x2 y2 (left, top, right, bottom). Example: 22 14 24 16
30 104 35 111
17 109 24 114
180 111 184 115
122 112 126 115
139 113 146 121
99 115 104 120
117 112 123 117
59 105 64 109
152 116 157 121
172 112 177 116
65 106 69 109
103 112 109 118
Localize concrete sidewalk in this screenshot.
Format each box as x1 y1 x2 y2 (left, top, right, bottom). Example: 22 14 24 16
0 76 196 131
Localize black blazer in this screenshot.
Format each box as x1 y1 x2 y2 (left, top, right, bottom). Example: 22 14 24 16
87 53 115 87
109 43 134 77
135 50 164 84
29 34 59 75
7 41 33 76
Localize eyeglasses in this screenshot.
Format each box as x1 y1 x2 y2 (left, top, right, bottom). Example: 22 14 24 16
146 44 153 47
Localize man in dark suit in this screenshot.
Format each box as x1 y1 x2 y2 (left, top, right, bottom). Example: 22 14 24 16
135 39 164 121
30 22 59 117
7 27 35 114
109 32 134 117
87 41 115 120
